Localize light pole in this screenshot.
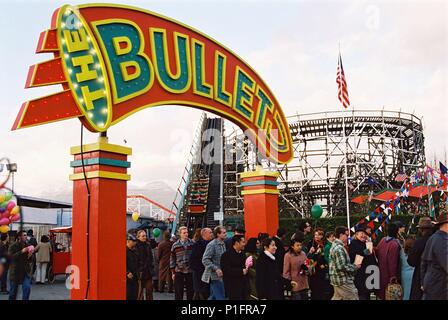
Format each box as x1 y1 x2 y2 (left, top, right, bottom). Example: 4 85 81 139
6 163 17 192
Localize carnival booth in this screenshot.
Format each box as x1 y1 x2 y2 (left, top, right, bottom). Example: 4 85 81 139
48 226 72 283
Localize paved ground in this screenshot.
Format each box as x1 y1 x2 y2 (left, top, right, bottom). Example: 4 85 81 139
0 276 175 300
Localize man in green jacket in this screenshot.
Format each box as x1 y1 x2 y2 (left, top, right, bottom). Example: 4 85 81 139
329 226 361 300
8 230 33 300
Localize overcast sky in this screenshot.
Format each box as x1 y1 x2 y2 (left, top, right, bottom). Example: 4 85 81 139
0 0 446 203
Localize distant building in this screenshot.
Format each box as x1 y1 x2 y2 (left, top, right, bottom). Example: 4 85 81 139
9 195 72 240
7 195 170 242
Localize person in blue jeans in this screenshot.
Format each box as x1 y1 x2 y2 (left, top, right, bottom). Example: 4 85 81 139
8 230 33 300
202 226 227 300
209 278 226 300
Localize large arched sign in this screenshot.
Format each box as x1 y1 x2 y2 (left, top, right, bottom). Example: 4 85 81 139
12 4 293 164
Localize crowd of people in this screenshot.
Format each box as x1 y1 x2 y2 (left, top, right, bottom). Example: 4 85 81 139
1 212 445 301
126 211 447 300
0 229 55 300
126 229 170 300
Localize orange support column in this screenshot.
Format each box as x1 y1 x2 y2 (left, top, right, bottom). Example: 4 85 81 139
69 136 131 300
240 167 280 239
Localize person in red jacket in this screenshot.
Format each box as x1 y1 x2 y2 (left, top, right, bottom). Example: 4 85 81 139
375 223 401 300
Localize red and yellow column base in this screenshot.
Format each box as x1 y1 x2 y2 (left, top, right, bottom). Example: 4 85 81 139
240 166 280 239
70 136 131 300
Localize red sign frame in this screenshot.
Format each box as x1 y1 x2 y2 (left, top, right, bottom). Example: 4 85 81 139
12 4 293 164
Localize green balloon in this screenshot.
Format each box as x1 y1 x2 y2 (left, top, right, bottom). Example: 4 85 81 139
311 204 323 219
0 201 8 209
153 228 161 238
4 192 12 202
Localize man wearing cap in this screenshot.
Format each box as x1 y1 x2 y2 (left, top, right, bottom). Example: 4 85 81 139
126 234 139 300
421 212 448 300
407 216 434 300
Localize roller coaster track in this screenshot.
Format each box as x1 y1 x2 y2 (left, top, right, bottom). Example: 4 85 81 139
127 195 176 221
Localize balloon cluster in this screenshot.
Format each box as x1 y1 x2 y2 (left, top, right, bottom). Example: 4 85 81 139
0 190 21 233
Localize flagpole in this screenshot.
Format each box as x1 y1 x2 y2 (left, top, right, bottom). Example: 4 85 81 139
339 44 351 235
343 110 351 235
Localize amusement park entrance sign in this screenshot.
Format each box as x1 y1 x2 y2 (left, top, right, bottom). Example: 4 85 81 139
12 4 293 164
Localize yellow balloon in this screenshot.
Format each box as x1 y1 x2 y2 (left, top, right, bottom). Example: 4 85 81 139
0 225 9 234
0 194 5 203
132 212 140 222
10 206 20 215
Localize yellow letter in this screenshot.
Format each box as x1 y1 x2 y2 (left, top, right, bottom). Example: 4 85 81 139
81 85 105 110
72 55 98 83
119 61 141 82
112 36 132 56
64 28 89 53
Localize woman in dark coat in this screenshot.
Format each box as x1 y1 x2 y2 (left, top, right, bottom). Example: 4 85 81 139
256 238 284 300
349 226 377 300
421 213 448 300
375 223 401 300
306 228 332 300
126 234 139 300
220 235 249 300
136 230 154 300
407 217 434 300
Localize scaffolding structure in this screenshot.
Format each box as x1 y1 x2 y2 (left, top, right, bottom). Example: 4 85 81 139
170 113 207 233
223 109 426 218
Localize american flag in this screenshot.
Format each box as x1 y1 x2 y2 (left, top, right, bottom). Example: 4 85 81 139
394 173 408 182
336 52 350 108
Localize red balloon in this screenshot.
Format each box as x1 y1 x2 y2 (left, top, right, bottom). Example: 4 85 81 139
9 214 20 222
0 217 10 225
6 201 16 211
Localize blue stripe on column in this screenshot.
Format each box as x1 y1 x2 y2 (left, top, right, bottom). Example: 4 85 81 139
240 180 279 187
70 157 131 168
